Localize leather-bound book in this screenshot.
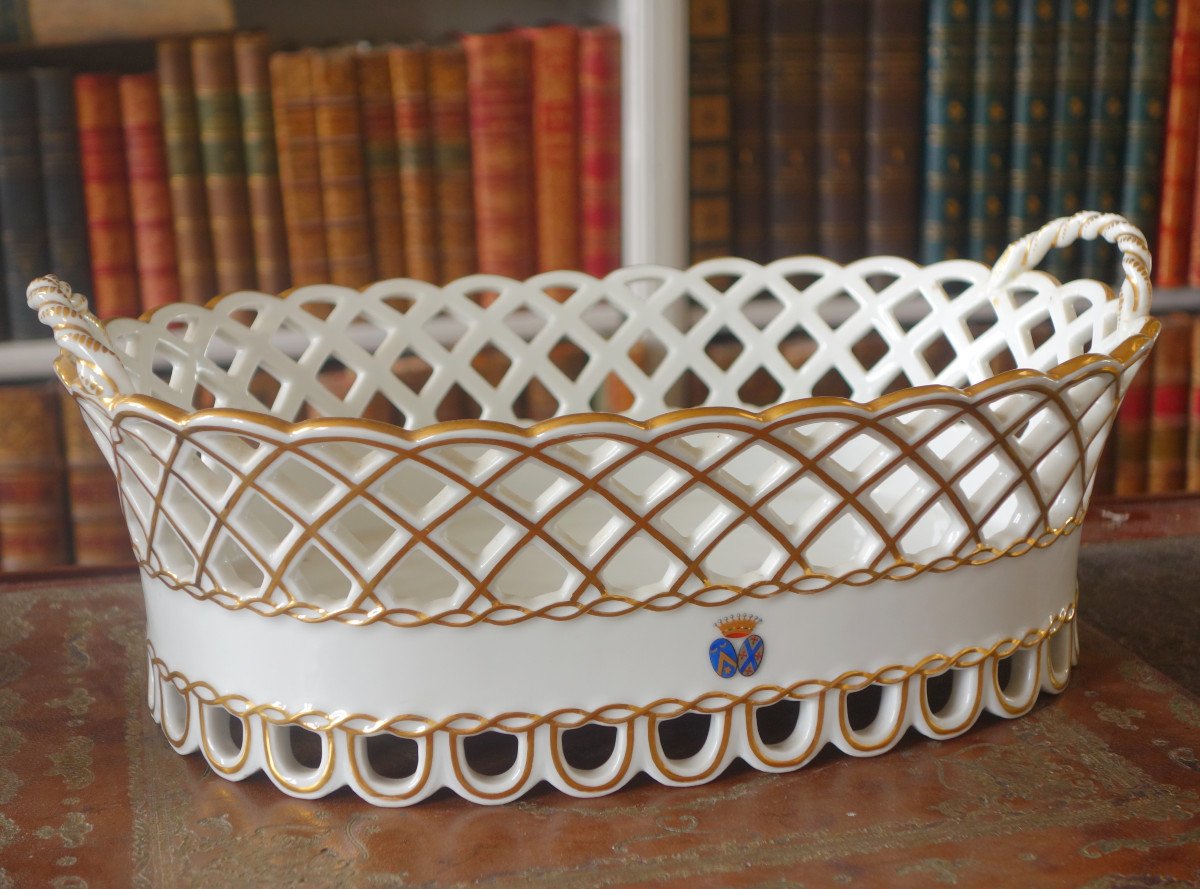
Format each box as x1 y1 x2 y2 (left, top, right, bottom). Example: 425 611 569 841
156 38 216 304
0 384 68 570
730 0 766 263
428 42 476 282
0 70 49 339
462 30 535 282
524 24 580 275
390 43 441 281
865 0 923 260
1080 0 1134 282
765 0 818 258
579 24 621 277
269 49 328 286
233 31 290 293
191 34 256 293
310 47 373 287
1008 0 1057 242
356 47 407 280
817 0 867 263
1160 0 1200 286
32 68 92 305
74 72 140 319
118 72 179 311
967 0 1015 266
1147 313 1191 493
60 392 129 566
688 0 732 262
922 0 973 262
1187 315 1200 490
1114 352 1154 496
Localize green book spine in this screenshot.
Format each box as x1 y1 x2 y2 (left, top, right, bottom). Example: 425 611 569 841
1044 0 1096 281
0 70 48 339
1080 0 1135 282
1008 0 1057 243
921 0 974 262
967 0 1016 265
689 0 733 262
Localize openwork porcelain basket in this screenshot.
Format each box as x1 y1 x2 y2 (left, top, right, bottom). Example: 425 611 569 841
30 212 1156 806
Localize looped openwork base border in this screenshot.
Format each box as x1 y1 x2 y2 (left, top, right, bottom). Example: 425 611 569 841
146 600 1077 805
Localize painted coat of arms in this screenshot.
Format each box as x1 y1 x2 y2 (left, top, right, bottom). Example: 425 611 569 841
709 614 764 678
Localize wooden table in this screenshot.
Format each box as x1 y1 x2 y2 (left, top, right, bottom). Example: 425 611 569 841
1 511 1198 887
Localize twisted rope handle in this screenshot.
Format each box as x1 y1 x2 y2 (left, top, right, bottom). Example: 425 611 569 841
27 275 132 399
987 211 1153 327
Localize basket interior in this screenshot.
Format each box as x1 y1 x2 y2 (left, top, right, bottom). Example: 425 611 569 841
105 256 1125 429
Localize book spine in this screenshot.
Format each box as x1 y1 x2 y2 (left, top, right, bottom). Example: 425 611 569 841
118 72 179 311
688 0 732 262
32 68 92 305
525 24 580 276
765 0 819 258
817 0 867 264
1080 0 1134 281
310 47 373 287
1008 0 1057 242
234 31 290 293
579 24 622 277
191 34 257 293
1123 0 1175 262
922 0 973 262
967 0 1016 266
0 384 68 570
269 49 328 286
74 72 140 319
428 43 475 283
463 31 536 281
865 0 923 260
1187 315 1200 490
59 392 129 566
729 0 766 263
1147 313 1192 493
1114 356 1154 496
156 38 216 304
0 70 48 339
391 44 442 281
357 47 407 280
1157 0 1200 286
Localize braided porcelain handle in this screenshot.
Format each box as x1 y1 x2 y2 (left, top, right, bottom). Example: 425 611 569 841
987 211 1152 327
27 275 132 399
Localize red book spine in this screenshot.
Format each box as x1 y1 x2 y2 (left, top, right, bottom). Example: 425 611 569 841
0 385 68 570
1114 352 1154 496
1147 313 1191 492
428 43 476 283
1159 0 1200 286
390 44 439 282
74 73 140 319
357 47 407 280
1188 315 1200 490
579 24 621 277
118 72 180 311
463 31 536 283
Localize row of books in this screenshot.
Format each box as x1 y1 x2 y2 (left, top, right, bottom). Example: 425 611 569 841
0 22 622 342
686 0 1186 287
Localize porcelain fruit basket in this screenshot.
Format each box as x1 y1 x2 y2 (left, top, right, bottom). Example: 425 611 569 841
29 212 1157 805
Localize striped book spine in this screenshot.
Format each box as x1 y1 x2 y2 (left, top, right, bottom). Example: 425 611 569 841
0 385 68 570
731 0 766 262
1080 0 1134 282
60 392 130 566
1157 0 1200 286
922 0 974 262
0 70 49 339
579 24 622 277
817 0 867 264
1187 315 1200 490
356 47 407 280
688 0 733 262
525 24 580 275
191 34 256 293
463 31 536 281
1147 313 1192 493
32 68 92 305
765 0 819 258
428 43 475 282
968 0 1016 265
118 72 179 311
234 31 290 293
390 43 441 281
74 73 140 319
1008 0 1057 242
269 50 328 286
156 38 216 304
1114 353 1154 496
311 47 373 287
